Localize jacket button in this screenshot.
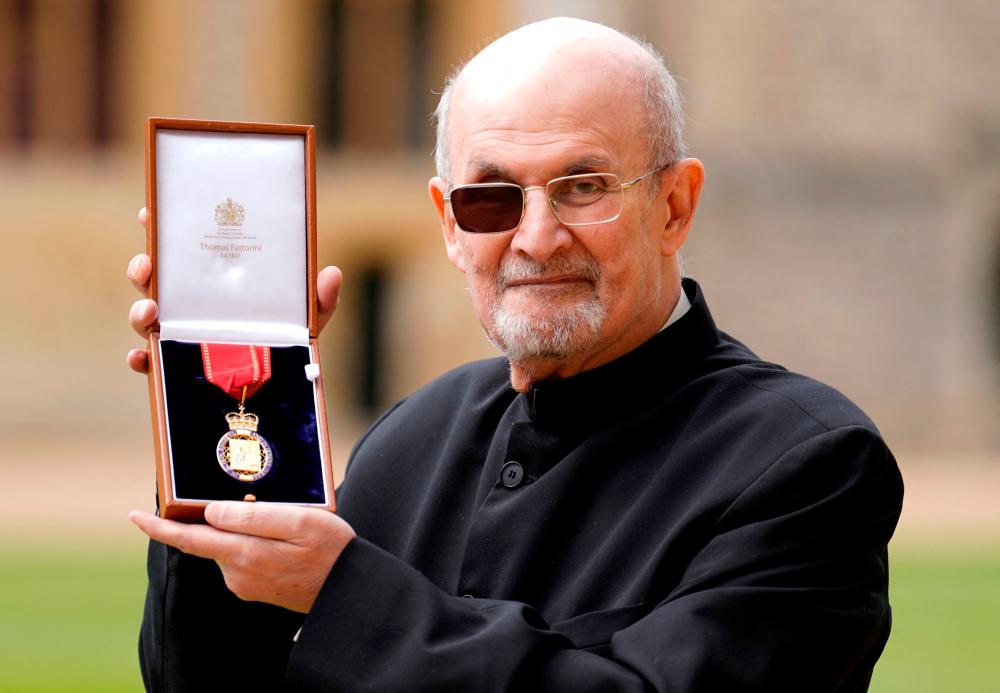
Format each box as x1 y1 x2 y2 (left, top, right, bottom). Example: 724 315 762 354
500 461 524 488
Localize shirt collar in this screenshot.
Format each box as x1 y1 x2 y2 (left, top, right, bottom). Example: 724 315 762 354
659 285 692 332
525 278 720 428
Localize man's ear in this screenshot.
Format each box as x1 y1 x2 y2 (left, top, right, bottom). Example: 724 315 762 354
659 158 705 257
429 177 467 273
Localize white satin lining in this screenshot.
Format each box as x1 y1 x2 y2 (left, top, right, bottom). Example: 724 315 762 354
156 129 308 345
159 320 309 346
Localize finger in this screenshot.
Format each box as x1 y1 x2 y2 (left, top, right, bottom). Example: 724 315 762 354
205 501 333 543
129 510 247 563
129 298 158 338
127 348 150 374
138 207 148 228
316 265 343 334
127 254 152 295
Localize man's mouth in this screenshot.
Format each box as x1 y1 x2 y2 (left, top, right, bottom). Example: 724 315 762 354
504 274 592 289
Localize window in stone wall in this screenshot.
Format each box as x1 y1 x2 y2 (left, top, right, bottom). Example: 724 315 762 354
356 264 388 413
317 0 434 150
0 0 118 149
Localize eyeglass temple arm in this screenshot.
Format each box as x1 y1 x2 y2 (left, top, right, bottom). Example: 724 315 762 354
621 165 667 190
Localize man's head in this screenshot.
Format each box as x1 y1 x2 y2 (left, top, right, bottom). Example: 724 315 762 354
429 17 704 391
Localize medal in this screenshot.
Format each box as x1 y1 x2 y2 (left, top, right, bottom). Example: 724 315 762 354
201 343 274 482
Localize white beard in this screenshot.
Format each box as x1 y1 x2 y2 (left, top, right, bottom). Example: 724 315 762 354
491 299 606 361
483 253 606 362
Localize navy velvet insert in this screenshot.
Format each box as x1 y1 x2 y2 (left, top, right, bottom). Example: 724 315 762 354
160 340 326 504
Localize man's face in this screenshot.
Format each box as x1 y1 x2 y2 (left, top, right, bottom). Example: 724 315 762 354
433 54 677 378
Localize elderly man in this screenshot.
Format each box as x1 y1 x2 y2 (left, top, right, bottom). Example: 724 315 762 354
127 17 902 692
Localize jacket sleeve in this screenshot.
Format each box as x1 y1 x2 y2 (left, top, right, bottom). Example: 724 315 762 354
286 425 903 692
138 539 305 693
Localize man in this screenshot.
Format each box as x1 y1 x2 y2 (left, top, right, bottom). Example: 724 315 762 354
127 17 902 692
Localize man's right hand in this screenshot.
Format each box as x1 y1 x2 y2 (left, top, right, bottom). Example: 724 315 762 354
126 207 343 374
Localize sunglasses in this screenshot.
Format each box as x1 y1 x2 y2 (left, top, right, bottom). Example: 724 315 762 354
444 168 664 234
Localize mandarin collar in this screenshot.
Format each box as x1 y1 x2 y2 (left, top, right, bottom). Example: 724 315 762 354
521 278 720 429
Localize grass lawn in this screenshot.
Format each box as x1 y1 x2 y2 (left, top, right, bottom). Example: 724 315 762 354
0 548 147 693
870 549 1000 692
0 544 996 691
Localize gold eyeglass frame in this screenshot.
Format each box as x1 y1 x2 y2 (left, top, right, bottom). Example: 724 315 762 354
444 166 666 233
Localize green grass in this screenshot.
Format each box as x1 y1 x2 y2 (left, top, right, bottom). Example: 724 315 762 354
0 548 147 692
0 545 996 691
870 550 1000 692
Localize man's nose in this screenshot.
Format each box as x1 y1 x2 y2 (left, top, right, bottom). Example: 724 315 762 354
509 186 573 263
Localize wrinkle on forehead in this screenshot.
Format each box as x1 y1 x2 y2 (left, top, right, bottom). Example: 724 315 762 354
458 127 621 183
469 154 616 183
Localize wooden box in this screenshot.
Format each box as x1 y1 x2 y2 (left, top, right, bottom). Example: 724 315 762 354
144 118 334 522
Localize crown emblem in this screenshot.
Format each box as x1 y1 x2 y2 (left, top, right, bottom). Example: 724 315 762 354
215 198 245 226
226 411 259 432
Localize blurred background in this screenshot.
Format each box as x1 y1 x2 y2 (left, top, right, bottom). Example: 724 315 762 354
0 0 997 690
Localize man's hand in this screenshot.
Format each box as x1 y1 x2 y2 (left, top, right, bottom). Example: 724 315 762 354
126 207 343 373
129 502 355 613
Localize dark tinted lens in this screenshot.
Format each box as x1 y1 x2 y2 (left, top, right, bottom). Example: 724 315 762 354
450 185 523 234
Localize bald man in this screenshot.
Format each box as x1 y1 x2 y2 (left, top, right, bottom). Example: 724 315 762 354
130 18 902 692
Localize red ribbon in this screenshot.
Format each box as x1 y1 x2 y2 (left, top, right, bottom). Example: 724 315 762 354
200 343 272 401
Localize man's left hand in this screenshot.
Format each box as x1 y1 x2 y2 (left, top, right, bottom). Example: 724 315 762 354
129 502 355 613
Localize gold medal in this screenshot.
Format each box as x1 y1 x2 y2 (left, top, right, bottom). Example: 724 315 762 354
216 402 274 482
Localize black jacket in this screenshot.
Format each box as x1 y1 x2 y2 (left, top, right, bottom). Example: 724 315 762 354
140 279 903 692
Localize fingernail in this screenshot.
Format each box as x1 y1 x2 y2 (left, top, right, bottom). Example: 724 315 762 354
128 256 139 276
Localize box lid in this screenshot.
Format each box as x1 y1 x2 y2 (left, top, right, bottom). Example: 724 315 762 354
146 118 319 344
